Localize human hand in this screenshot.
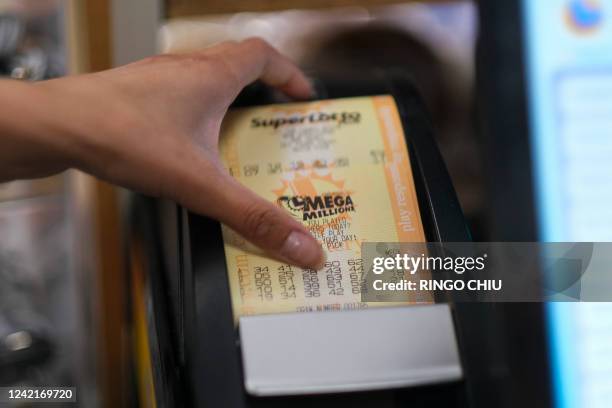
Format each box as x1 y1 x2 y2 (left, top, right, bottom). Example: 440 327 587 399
1 38 324 269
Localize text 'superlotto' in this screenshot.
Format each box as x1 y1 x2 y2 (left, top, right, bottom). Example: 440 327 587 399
219 95 431 321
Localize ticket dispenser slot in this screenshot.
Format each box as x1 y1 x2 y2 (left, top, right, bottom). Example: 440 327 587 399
128 71 472 407
240 307 461 396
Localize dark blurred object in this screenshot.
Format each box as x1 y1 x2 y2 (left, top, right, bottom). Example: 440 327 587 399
302 22 484 239
0 13 23 57
303 25 450 129
0 330 54 384
469 1 553 408
0 12 46 80
6 47 48 80
0 3 64 80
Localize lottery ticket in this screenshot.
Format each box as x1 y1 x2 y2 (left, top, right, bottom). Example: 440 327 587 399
219 95 430 319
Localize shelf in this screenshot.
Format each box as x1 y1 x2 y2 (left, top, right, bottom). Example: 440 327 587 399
166 0 452 18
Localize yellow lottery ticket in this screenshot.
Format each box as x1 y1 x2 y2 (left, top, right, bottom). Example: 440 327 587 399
219 95 429 319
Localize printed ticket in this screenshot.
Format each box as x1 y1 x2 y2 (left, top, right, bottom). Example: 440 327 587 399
219 95 430 320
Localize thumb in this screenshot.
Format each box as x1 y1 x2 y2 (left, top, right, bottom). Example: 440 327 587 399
191 171 325 270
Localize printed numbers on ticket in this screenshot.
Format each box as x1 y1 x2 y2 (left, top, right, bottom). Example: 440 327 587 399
219 95 429 320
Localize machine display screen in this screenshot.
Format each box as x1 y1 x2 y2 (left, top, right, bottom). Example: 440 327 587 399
522 1 612 407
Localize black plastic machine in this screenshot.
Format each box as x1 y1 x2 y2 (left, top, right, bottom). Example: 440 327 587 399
127 71 485 408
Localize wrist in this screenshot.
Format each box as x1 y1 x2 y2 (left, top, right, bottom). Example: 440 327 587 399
31 75 143 175
29 78 98 168
0 80 76 180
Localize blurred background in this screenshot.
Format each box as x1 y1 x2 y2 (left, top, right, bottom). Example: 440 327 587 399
0 0 610 407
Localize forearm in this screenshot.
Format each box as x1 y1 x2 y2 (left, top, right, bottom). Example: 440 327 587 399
0 79 72 181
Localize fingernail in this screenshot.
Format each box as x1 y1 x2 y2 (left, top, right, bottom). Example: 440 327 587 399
305 76 318 99
281 230 325 269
